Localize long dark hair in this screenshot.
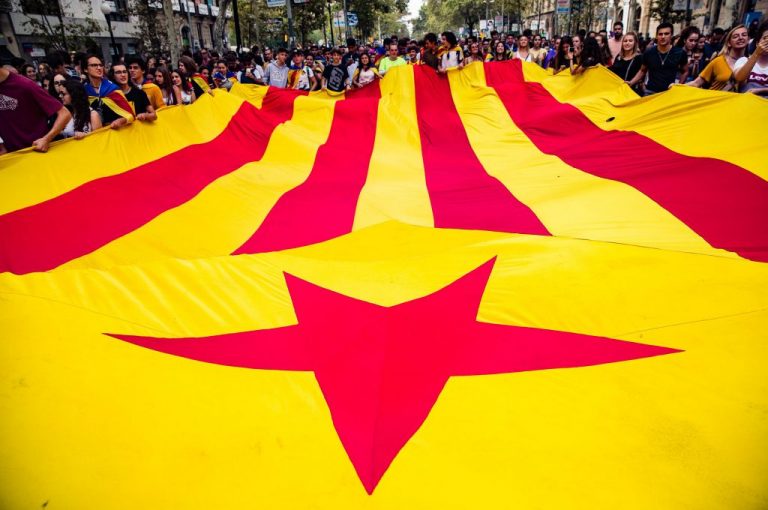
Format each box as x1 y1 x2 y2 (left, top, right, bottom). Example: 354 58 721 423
62 80 91 132
154 66 175 103
553 36 573 69
358 52 373 71
173 69 192 92
580 36 604 67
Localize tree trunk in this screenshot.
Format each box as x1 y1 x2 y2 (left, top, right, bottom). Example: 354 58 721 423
214 0 232 53
163 0 180 64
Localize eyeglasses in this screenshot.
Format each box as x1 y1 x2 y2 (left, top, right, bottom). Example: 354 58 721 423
114 70 128 74
88 63 104 68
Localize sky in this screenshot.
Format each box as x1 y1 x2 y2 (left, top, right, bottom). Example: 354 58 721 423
407 0 424 20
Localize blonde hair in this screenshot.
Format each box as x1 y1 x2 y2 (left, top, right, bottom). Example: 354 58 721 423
718 24 747 57
620 31 640 58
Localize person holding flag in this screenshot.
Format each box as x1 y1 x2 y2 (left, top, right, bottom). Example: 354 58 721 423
82 54 134 130
438 31 464 72
179 55 211 98
287 51 316 91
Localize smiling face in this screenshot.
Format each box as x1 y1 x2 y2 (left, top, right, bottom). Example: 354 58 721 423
25 66 36 80
622 34 636 54
172 71 182 86
112 64 129 86
727 26 749 52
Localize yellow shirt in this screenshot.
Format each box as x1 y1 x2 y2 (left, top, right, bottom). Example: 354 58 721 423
698 55 734 91
141 82 165 111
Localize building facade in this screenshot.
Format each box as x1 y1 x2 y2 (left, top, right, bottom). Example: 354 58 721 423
521 0 765 39
1 0 225 63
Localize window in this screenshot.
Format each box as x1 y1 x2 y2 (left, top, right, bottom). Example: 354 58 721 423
20 0 59 16
111 0 129 22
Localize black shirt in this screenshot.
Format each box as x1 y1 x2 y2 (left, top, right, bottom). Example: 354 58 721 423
609 55 643 81
642 46 687 92
323 64 348 93
124 86 150 115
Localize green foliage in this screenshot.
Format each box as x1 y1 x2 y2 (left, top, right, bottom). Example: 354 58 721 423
412 0 533 39
21 0 102 52
130 0 169 55
647 0 697 23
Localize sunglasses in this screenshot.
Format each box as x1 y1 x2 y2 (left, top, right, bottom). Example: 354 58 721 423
54 80 67 85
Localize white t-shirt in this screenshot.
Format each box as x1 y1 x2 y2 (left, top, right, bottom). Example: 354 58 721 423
734 56 768 92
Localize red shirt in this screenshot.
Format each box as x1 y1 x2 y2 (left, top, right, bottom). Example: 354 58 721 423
0 72 63 152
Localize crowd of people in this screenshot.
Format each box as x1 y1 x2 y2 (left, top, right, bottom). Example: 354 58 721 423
1 18 766 155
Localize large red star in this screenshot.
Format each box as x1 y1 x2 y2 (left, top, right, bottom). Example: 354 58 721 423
109 259 680 494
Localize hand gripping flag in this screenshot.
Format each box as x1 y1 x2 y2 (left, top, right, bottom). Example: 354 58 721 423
1 61 767 509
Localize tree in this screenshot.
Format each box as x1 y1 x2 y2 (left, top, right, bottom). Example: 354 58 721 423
293 0 327 46
647 0 696 24
130 0 167 55
214 0 233 52
20 0 101 52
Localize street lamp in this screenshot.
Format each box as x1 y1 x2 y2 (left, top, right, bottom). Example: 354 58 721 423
100 1 119 61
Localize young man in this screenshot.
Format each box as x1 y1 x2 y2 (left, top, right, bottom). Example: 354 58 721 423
264 48 289 88
82 54 134 129
126 56 164 111
322 49 349 93
629 22 689 94
288 51 316 91
111 63 156 122
608 21 624 60
0 63 71 152
378 43 406 76
341 37 359 69
421 33 440 70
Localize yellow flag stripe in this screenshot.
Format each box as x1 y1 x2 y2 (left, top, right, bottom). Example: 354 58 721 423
449 62 730 257
354 66 434 230
59 94 341 271
0 92 245 215
522 63 768 180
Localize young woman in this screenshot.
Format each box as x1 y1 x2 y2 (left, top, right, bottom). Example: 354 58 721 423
172 69 196 104
487 40 509 62
461 41 484 67
734 20 768 95
609 31 643 93
550 36 574 73
676 26 701 82
59 80 102 139
595 33 613 66
352 52 380 88
154 66 182 106
513 35 532 62
687 24 749 91
571 37 604 75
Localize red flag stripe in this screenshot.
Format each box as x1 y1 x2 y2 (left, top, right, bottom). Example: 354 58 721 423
234 82 382 254
0 89 304 275
485 60 768 262
412 65 550 235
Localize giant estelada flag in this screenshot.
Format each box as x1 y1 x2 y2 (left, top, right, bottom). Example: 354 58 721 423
1 61 767 509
